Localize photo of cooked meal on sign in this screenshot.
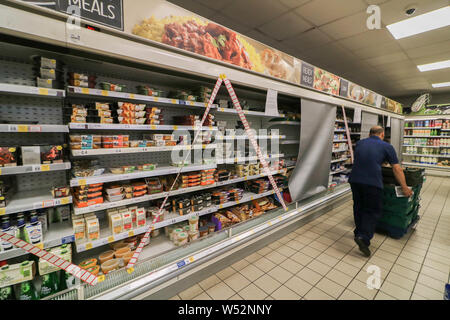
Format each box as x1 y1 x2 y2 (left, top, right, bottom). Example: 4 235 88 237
312 68 340 96
127 0 299 84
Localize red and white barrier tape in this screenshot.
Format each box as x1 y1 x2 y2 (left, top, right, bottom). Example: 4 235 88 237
223 77 287 211
125 77 224 269
0 231 99 286
341 106 354 163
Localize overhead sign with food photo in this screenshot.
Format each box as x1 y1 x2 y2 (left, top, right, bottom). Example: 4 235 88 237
127 0 299 84
313 67 340 96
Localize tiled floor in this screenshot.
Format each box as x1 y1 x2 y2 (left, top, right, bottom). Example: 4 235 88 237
171 176 450 300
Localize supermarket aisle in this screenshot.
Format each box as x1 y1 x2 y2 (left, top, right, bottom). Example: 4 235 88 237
170 176 450 300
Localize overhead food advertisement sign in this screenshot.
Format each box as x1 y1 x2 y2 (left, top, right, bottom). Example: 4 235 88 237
17 0 402 113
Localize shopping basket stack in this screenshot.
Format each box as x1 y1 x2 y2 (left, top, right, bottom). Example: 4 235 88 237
376 167 425 239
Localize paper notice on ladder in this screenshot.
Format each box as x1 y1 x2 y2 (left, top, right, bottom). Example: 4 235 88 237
387 116 391 127
354 108 362 123
265 89 279 116
395 186 413 198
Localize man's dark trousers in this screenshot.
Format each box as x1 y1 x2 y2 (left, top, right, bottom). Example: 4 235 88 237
350 182 383 247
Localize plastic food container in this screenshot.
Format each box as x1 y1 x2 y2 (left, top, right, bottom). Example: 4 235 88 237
99 250 115 264
151 229 160 238
199 226 209 237
79 258 97 270
123 251 134 265
188 231 199 241
107 193 125 202
114 247 131 259
110 167 124 174
207 223 216 233
111 242 129 251
100 82 125 92
101 259 119 274
175 232 188 246
86 265 100 275
189 215 199 231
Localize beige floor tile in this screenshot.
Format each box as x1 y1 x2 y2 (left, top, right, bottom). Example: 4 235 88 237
254 274 282 295
390 264 419 282
420 265 449 282
268 241 283 250
279 258 303 274
300 246 323 259
192 292 212 300
308 241 329 252
399 251 425 264
223 273 251 292
338 289 366 300
216 266 236 281
341 252 367 269
316 236 337 246
245 252 263 264
417 273 448 292
302 230 321 240
326 269 353 287
413 283 444 300
284 276 313 296
228 294 243 300
324 247 346 260
253 256 277 273
422 257 450 274
315 277 345 298
296 267 323 286
373 249 399 263
322 232 342 241
334 260 361 277
367 256 394 271
290 251 314 266
265 296 275 300
402 245 427 257
277 245 297 257
426 251 450 265
271 285 301 300
347 279 378 300
396 256 422 272
238 283 267 300
267 265 293 284
239 264 264 282
410 293 428 300
307 260 332 276
285 239 306 251
355 266 388 284
257 246 273 256
179 284 204 300
378 243 403 255
198 274 222 291
304 287 334 300
374 291 397 300
265 250 288 264
384 273 415 292
169 295 181 300
231 258 250 271
278 235 292 244
206 282 235 300
316 253 340 267
380 281 412 300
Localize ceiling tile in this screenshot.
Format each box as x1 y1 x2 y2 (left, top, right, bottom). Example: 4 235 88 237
281 28 333 52
363 0 389 5
278 0 311 9
411 51 450 66
167 0 215 18
364 51 409 67
243 29 282 49
194 0 235 11
406 42 450 59
352 41 404 59
208 12 253 34
295 0 367 27
397 27 450 50
379 0 449 25
319 11 369 40
337 28 396 51
258 12 312 41
221 0 289 28
423 69 450 83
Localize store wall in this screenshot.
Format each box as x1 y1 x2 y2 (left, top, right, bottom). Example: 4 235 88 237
289 99 336 201
361 112 379 139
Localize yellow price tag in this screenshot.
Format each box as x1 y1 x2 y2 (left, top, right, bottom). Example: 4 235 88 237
81 88 89 94
128 231 134 237
173 125 178 130
0 168 2 176
18 125 28 132
97 275 105 283
219 108 224 112
101 90 109 96
36 243 44 249
188 256 195 263
85 243 93 250
189 102 194 106
250 196 254 200
209 126 212 129
108 236 115 243
40 164 50 171
202 145 206 149
244 176 248 181
60 197 70 205
78 179 87 186
219 204 223 209
236 200 240 204
39 88 49 95
154 97 159 102
129 94 135 99
151 125 157 130
171 99 177 104
127 267 135 274
0 208 5 216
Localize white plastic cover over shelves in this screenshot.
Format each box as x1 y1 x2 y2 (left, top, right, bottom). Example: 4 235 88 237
0 162 71 176
0 124 68 133
0 83 65 98
69 123 217 131
0 190 72 215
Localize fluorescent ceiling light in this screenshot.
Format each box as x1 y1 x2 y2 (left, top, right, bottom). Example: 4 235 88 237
386 6 450 39
418 60 450 72
432 82 450 88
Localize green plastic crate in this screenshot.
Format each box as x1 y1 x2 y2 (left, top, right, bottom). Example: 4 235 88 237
379 204 419 229
382 184 421 215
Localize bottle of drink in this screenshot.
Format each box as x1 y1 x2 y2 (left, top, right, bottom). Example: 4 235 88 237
1 217 15 251
15 214 26 241
40 272 58 298
0 284 15 300
18 280 38 300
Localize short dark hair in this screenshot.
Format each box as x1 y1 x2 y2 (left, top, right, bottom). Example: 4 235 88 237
370 126 384 136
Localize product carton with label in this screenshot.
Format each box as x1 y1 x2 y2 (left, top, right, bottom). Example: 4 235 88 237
73 218 85 241
109 213 123 235
24 221 43 248
136 208 146 228
121 211 132 231
0 261 35 287
85 217 99 241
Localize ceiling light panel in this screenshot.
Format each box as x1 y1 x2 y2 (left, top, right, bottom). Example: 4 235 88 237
417 59 450 72
432 81 450 88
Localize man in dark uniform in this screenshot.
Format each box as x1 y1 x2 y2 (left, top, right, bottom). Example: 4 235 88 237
349 126 412 257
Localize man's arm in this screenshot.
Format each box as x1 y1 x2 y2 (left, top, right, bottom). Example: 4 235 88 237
392 164 413 197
